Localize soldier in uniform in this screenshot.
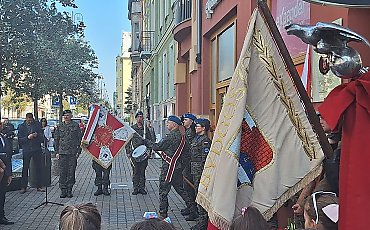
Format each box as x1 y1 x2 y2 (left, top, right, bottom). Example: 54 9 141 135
190 118 211 230
125 111 154 195
92 160 112 196
55 110 82 198
180 113 197 217
144 115 197 219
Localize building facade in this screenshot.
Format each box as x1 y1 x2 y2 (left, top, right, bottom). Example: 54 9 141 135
174 0 370 130
129 0 370 135
128 0 177 137
115 32 132 118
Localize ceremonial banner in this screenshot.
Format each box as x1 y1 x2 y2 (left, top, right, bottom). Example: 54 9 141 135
196 9 325 229
82 106 135 168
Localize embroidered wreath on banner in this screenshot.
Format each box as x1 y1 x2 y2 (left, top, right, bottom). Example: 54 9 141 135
94 125 114 148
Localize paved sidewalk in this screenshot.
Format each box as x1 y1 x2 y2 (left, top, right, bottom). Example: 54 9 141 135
3 152 194 230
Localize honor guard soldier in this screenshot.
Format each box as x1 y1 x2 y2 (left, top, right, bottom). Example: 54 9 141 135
92 160 112 196
55 110 82 198
125 111 154 195
190 118 212 230
144 115 197 220
180 113 197 217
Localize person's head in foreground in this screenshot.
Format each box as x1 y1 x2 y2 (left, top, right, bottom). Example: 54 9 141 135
130 218 176 230
304 191 338 230
59 203 101 230
230 206 270 230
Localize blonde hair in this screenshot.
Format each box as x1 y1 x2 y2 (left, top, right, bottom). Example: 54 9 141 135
59 203 101 230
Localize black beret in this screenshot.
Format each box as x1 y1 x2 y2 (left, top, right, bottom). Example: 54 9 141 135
63 110 72 115
135 111 144 118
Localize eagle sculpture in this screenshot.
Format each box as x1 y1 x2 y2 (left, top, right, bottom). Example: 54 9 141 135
285 22 370 78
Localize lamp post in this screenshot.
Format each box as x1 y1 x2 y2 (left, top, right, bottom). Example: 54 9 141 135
69 12 86 36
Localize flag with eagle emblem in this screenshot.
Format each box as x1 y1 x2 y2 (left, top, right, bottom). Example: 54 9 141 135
82 105 135 168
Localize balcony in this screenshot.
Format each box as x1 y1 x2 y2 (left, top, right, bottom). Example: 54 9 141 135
172 0 192 42
138 30 155 60
128 0 141 19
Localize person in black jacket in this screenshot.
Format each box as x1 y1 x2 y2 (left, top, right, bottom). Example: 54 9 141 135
18 113 45 193
2 118 15 154
0 121 14 225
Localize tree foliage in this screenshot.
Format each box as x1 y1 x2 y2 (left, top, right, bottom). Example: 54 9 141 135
0 0 100 118
124 85 133 114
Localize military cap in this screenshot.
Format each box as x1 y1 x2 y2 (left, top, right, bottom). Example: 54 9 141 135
182 113 197 121
62 109 72 115
168 115 182 125
196 118 211 131
135 111 144 118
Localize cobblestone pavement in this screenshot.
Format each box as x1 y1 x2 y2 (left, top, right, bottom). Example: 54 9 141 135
3 152 194 230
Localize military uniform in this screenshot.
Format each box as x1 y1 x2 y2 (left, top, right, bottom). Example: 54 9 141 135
55 121 82 197
145 128 197 218
125 123 154 195
190 134 211 230
182 127 196 206
92 160 112 196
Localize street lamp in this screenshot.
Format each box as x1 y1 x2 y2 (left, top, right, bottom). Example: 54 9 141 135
69 12 86 36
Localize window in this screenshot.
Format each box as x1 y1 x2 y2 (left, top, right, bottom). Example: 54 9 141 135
163 52 168 99
169 44 175 97
158 58 163 101
210 20 237 123
134 22 140 51
218 23 236 82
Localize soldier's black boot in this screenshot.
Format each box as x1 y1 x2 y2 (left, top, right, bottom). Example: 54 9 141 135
132 189 139 195
139 188 147 195
67 189 73 198
181 207 191 216
159 212 168 219
60 189 67 198
103 185 110 196
94 185 103 196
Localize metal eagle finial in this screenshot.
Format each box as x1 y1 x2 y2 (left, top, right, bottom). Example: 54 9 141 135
285 22 370 79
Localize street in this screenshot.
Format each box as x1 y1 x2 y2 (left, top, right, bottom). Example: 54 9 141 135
3 152 193 230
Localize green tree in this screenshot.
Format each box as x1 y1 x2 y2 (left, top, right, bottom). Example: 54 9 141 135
124 85 133 115
0 0 99 120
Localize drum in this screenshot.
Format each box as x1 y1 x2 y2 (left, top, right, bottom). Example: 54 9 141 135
132 145 150 162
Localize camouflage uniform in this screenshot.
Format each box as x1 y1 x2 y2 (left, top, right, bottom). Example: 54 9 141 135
146 129 197 217
182 127 196 203
92 160 112 187
125 124 154 193
55 121 82 195
190 134 211 230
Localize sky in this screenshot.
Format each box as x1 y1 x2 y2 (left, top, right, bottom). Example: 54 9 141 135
62 0 131 105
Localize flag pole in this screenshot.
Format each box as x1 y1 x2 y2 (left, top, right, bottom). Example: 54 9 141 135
257 0 333 158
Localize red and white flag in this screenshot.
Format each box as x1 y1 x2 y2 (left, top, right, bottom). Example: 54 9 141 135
82 105 135 168
196 9 325 230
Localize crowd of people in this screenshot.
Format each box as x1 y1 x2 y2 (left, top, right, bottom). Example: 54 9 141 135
0 108 341 230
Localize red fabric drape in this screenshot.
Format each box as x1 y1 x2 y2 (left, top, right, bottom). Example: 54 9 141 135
208 221 220 230
319 72 370 230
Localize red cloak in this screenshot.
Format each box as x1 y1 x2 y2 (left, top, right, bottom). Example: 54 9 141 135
319 71 370 230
